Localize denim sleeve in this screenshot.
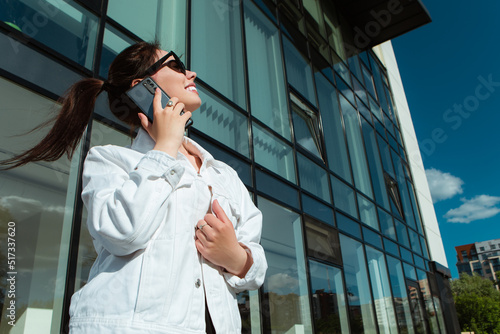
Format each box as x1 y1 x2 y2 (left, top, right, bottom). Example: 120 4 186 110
81 146 185 256
222 173 268 291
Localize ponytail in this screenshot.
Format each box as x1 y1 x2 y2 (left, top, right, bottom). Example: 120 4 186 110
1 41 161 170
0 78 104 169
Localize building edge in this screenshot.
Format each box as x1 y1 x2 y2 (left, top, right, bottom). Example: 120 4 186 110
372 41 448 268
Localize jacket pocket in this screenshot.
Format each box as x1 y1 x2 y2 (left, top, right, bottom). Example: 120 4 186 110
134 239 175 321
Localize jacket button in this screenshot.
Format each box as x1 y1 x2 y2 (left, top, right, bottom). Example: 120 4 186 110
170 170 175 175
195 279 201 288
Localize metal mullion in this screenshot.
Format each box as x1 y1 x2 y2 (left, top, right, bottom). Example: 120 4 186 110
60 0 108 331
60 118 94 334
240 0 257 202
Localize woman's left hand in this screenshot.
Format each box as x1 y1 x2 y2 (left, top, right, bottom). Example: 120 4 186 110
195 200 252 278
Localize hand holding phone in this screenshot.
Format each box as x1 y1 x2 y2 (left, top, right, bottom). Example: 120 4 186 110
126 77 193 129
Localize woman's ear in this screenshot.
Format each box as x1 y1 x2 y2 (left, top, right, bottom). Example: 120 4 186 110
131 78 142 87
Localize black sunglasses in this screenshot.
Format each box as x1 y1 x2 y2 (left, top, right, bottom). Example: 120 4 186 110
143 51 186 77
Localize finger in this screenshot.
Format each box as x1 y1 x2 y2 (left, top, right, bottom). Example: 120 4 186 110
195 228 208 244
173 102 185 115
137 113 150 129
180 110 192 122
197 223 214 240
212 199 230 224
153 88 162 112
166 97 179 109
195 238 205 253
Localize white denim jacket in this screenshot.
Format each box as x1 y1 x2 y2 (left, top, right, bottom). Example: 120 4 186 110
69 129 267 333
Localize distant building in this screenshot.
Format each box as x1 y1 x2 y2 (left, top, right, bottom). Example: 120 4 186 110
456 238 500 287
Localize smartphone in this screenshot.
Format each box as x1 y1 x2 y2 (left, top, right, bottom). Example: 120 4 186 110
126 77 193 129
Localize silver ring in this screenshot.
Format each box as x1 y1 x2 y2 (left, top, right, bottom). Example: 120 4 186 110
197 223 207 231
166 100 174 107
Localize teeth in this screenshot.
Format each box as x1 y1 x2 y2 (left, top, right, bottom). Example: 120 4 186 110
186 86 197 92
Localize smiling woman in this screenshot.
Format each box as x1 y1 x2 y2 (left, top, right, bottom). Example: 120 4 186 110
0 42 267 334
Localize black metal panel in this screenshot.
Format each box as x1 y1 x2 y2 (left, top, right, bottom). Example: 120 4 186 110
430 261 461 333
335 0 431 51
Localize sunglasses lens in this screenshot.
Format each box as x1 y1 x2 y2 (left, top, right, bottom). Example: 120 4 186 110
167 60 186 74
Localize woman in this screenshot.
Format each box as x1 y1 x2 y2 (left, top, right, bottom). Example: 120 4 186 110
2 42 267 333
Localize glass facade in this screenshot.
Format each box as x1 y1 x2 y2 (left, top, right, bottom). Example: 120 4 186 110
0 0 451 333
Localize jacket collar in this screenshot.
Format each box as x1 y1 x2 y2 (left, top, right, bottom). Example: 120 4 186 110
130 128 222 170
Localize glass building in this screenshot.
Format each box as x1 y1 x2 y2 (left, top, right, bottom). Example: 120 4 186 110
0 0 460 333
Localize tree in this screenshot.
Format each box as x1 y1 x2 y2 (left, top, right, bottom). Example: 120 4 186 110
451 273 500 333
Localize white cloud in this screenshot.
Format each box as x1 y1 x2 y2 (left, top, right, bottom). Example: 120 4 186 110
444 195 500 223
425 168 464 203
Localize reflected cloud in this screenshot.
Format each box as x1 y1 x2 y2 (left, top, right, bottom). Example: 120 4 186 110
267 273 299 293
0 195 65 218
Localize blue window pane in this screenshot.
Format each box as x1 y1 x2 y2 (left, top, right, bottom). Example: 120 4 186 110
348 55 362 83
400 247 413 264
336 213 361 239
333 59 350 85
0 32 82 97
302 194 334 226
365 246 398 334
378 208 396 240
244 2 290 139
339 94 373 199
253 123 296 183
282 36 316 106
377 134 395 178
362 65 377 99
352 75 368 107
395 220 410 248
291 95 323 160
409 229 422 256
191 0 246 109
297 153 330 202
339 234 377 333
369 95 383 123
386 256 415 334
315 73 352 182
363 227 382 250
384 238 400 257
331 176 357 218
99 24 135 79
414 255 425 270
107 0 186 55
361 118 390 211
1 0 98 69
260 197 313 332
403 263 416 280
336 74 356 107
391 151 416 229
193 85 249 157
256 170 299 209
308 260 350 332
358 194 379 230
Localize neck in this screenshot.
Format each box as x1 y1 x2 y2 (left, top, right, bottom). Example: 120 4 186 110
179 142 202 173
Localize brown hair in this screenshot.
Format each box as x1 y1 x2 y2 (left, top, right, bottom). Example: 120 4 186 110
0 41 160 169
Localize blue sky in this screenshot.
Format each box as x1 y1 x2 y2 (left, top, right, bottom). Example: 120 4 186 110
391 1 500 278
